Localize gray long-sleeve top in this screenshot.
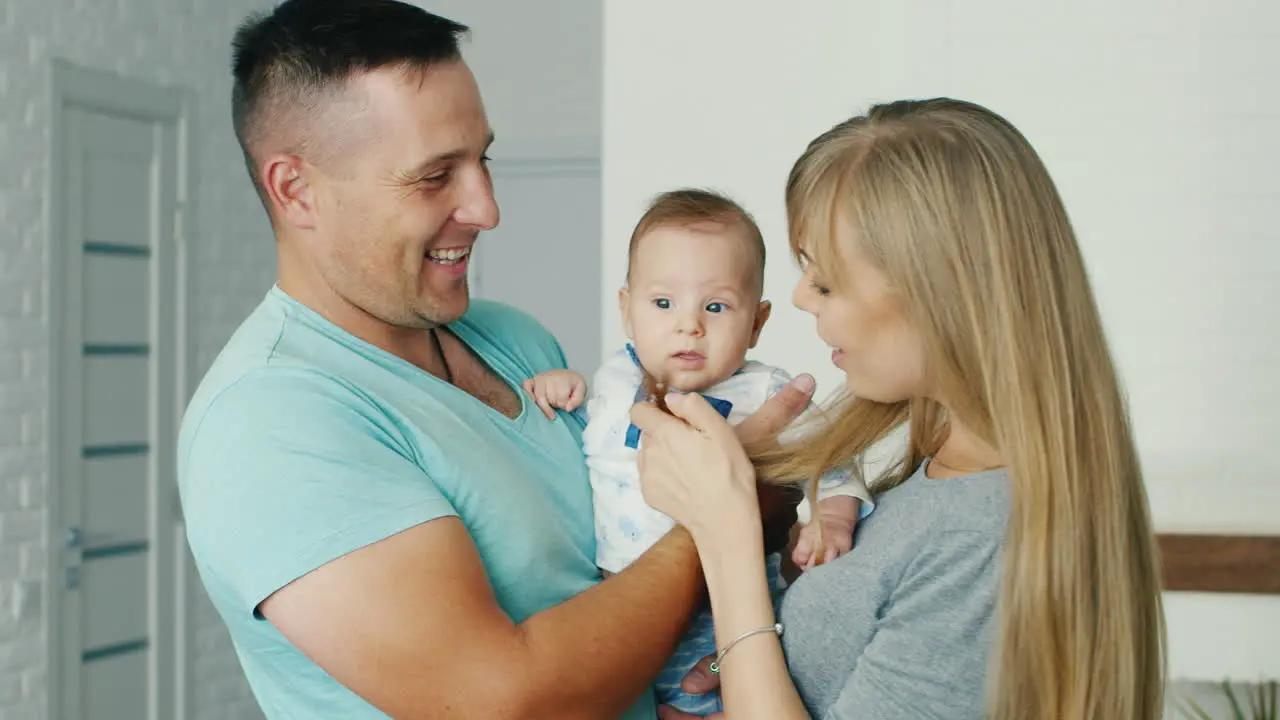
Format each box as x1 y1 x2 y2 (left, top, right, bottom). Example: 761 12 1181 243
780 462 1010 719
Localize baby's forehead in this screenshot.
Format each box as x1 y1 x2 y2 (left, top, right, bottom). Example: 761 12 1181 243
631 258 756 292
636 221 758 263
632 232 758 287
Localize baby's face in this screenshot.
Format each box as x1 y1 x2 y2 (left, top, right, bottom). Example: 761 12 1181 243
620 223 770 392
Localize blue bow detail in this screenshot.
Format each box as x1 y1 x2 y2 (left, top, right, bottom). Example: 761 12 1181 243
620 343 735 447
624 393 733 448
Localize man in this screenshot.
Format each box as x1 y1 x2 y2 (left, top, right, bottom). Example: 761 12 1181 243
178 1 809 718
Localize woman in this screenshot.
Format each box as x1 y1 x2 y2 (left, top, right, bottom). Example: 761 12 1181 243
630 98 1166 719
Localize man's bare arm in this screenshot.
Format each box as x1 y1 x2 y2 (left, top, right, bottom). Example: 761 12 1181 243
258 376 813 719
261 517 701 720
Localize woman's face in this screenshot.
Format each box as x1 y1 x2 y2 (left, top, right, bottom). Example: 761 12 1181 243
792 235 927 403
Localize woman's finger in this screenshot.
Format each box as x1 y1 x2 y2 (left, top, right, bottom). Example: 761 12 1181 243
734 374 815 444
663 392 734 438
630 399 687 435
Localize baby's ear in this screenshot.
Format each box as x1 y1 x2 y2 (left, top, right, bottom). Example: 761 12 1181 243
748 300 772 348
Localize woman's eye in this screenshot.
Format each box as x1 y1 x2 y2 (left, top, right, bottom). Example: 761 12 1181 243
810 281 830 297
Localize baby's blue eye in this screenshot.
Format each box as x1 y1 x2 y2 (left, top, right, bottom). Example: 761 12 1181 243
654 298 671 309
706 302 725 313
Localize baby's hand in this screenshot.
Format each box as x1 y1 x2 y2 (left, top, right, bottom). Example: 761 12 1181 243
521 370 587 420
792 495 861 570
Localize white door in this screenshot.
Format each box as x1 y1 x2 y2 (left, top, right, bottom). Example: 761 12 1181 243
48 61 192 720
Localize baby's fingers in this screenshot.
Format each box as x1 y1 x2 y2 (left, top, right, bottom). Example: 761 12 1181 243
532 387 556 420
832 533 854 555
792 532 815 570
565 379 587 412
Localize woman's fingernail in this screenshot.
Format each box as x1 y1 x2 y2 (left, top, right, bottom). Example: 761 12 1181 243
792 374 816 393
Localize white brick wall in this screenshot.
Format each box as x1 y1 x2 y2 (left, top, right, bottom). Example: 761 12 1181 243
1 0 279 717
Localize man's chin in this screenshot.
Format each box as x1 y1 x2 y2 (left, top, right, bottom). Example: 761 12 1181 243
415 290 470 327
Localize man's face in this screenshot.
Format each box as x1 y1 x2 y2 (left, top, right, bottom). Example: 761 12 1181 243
302 61 498 329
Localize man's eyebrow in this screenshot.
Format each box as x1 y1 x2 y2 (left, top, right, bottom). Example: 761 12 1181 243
403 132 496 179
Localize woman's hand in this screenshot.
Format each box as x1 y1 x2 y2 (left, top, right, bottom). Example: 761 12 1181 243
632 390 761 546
632 371 819 550
629 374 816 552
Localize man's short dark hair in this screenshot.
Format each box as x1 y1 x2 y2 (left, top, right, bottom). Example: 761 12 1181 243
230 0 469 201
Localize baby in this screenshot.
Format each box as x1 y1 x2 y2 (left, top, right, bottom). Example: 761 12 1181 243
524 189 872 714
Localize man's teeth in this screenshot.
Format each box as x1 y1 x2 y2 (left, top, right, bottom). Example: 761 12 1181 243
427 248 470 264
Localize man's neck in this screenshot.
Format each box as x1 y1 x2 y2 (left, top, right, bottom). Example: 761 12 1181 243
275 271 445 379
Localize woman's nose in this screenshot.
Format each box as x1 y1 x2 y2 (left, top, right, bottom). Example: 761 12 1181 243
792 278 816 315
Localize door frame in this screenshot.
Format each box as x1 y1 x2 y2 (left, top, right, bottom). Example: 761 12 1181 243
46 58 198 720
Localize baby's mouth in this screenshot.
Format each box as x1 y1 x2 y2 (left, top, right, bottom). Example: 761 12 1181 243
670 351 706 368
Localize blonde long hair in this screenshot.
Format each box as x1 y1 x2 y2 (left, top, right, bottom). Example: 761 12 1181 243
749 98 1166 719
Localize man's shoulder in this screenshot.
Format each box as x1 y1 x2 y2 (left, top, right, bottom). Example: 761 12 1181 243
178 294 392 475
182 288 395 435
178 362 373 469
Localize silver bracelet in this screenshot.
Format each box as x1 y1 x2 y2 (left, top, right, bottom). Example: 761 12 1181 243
708 622 784 674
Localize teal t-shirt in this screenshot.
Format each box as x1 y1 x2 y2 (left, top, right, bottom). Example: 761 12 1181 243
178 287 655 719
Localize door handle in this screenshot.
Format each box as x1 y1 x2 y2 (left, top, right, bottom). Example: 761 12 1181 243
64 526 115 549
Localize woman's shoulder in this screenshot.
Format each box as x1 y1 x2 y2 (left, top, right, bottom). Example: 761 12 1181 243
875 462 1010 540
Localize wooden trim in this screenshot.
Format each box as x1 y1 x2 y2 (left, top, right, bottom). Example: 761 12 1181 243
1158 534 1280 594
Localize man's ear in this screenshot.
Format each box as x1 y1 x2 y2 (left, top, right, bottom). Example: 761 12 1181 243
262 153 318 230
619 287 634 340
748 300 772 348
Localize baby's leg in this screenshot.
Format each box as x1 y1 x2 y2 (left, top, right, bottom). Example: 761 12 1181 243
654 607 723 714
654 555 790 713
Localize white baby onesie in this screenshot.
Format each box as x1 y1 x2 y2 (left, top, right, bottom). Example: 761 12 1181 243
582 345 874 573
